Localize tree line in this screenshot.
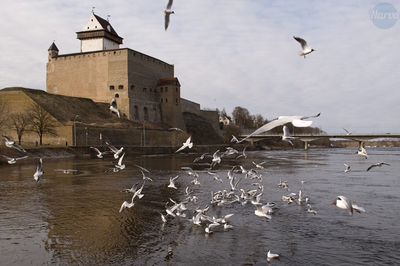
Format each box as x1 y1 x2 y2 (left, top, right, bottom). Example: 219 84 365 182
0 100 58 146
218 106 325 143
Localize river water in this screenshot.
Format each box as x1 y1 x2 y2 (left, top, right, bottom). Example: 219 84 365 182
0 147 399 265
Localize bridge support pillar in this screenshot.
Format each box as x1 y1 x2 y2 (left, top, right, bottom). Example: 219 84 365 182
358 141 364 149
304 141 309 151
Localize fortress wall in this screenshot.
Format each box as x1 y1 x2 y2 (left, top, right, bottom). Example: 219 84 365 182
181 98 201 115
200 110 221 136
46 48 175 122
127 49 174 102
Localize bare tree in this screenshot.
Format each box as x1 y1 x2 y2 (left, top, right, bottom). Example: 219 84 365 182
28 102 58 145
232 106 251 128
9 112 31 145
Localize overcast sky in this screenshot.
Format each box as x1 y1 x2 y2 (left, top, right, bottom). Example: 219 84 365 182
1 1 400 134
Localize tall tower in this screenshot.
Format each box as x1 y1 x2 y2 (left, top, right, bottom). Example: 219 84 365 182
76 12 123 52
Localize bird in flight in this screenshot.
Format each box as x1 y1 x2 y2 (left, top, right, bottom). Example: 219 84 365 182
293 36 315 58
163 0 174 31
366 162 390 172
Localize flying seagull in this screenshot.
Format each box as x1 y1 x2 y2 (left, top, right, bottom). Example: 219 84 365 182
342 127 355 135
109 99 121 118
343 163 351 173
237 113 320 143
366 162 390 172
105 142 124 159
2 134 26 153
293 36 315 58
163 0 174 31
1 154 28 164
331 195 365 216
175 136 193 153
90 147 111 158
33 158 44 182
356 147 368 159
282 125 298 145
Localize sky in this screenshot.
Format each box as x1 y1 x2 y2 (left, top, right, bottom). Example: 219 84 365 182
1 0 400 134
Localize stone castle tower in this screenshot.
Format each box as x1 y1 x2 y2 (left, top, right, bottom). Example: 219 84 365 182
46 11 186 130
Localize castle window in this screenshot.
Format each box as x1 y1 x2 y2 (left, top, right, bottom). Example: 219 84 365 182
115 93 119 98
131 85 135 90
153 108 157 122
175 98 178 104
166 98 168 103
165 87 168 92
143 107 149 121
118 85 123 90
160 87 163 93
150 88 153 92
134 106 139 120
176 87 178 92
161 99 163 103
109 85 115 90
143 88 147 92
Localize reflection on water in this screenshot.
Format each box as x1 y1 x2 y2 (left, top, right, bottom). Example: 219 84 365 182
1 148 400 265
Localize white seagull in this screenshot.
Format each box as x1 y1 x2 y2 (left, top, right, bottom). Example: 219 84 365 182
356 147 368 159
168 175 179 189
106 142 124 159
343 163 351 173
1 154 28 164
109 98 121 118
237 113 320 143
90 147 111 158
54 169 78 174
267 250 280 262
366 162 390 171
113 152 126 170
254 204 272 219
282 125 298 145
163 0 174 31
119 195 135 213
293 36 315 58
175 136 193 153
342 127 355 135
33 158 44 182
331 195 365 216
2 134 26 153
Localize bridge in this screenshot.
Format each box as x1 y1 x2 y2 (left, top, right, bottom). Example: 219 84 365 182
238 133 400 150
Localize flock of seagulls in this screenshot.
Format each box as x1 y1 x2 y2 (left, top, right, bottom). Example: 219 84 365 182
0 121 393 262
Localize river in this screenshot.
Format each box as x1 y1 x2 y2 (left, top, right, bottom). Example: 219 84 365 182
0 147 399 265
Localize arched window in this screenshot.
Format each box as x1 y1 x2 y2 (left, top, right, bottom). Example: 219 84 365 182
143 107 149 121
115 93 119 98
118 85 123 90
143 87 147 92
160 87 164 93
131 85 135 90
153 108 157 122
109 85 115 90
134 106 139 120
165 87 168 92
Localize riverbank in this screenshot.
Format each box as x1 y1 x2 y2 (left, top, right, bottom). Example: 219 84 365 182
0 144 238 162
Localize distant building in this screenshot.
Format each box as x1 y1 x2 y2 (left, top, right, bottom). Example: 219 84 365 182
219 115 231 126
46 11 187 130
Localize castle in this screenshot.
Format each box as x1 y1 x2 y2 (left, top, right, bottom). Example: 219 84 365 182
46 11 188 130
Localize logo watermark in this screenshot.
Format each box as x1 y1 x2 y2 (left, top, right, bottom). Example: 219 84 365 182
370 2 399 29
